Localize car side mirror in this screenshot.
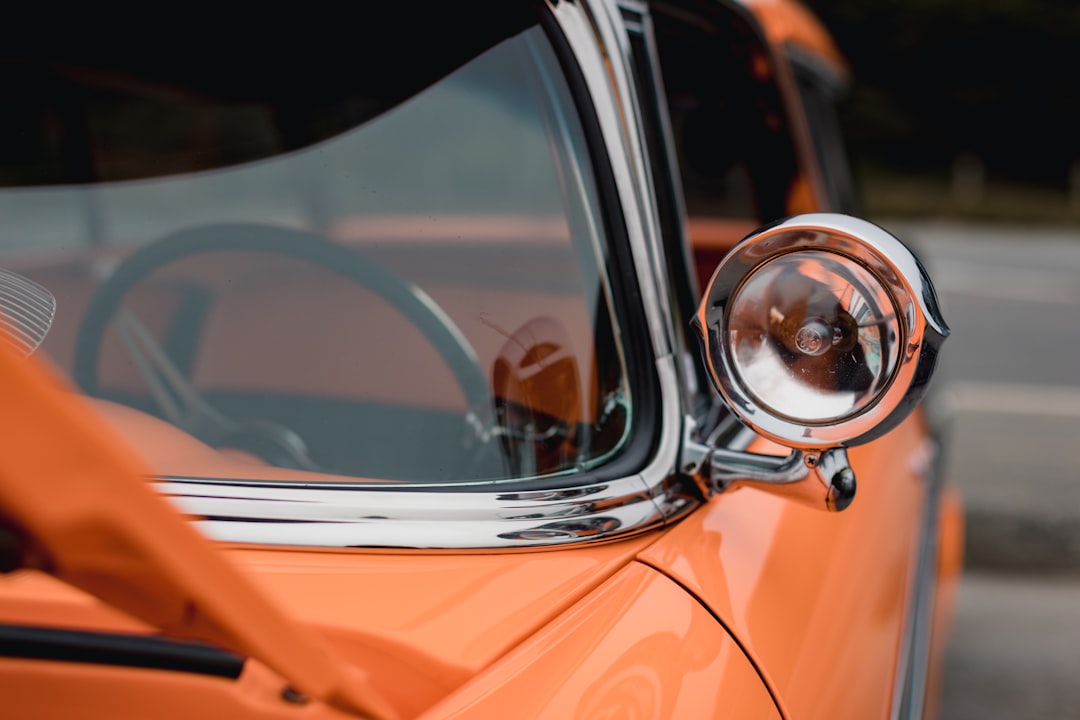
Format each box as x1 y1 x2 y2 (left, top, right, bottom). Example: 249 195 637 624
686 214 949 511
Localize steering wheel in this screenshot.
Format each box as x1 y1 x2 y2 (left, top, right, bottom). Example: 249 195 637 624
73 223 492 470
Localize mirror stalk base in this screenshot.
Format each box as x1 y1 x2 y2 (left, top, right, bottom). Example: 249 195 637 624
683 435 855 512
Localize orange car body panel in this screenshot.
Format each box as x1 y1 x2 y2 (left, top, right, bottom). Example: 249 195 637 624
0 351 784 720
0 560 781 720
0 345 689 718
0 341 950 719
0 541 662 718
0 658 358 720
639 420 933 720
419 562 780 719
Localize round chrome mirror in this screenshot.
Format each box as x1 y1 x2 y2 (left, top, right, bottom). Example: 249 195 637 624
692 214 949 449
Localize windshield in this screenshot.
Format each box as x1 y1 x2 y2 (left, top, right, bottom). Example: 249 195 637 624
0 12 633 485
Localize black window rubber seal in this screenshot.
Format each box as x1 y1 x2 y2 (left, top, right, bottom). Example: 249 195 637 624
0 623 244 679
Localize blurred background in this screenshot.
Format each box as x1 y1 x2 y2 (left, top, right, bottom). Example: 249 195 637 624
805 1 1080 717
811 0 1080 224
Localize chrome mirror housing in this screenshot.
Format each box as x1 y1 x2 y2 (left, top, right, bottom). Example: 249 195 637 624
687 214 949 511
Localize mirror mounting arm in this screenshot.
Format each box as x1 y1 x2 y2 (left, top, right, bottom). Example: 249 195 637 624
682 428 855 512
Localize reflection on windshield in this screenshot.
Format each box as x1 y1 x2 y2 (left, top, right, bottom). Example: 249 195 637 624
0 26 632 485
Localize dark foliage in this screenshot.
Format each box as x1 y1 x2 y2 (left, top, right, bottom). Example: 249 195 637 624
806 0 1080 186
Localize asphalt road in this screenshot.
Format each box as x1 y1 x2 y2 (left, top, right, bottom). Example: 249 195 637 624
939 572 1080 720
884 220 1080 720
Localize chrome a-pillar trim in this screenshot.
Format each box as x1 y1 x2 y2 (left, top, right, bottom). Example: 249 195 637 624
551 0 678 365
890 440 945 720
555 0 705 527
157 361 698 549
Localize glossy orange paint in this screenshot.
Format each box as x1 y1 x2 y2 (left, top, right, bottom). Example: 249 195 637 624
0 537 656 718
0 355 954 720
0 658 357 720
638 417 932 719
0 345 669 718
2 561 779 719
419 562 780 719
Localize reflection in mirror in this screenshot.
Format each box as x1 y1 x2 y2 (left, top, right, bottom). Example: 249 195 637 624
726 250 900 423
0 269 56 358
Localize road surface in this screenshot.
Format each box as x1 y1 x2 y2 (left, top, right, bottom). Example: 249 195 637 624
885 220 1080 720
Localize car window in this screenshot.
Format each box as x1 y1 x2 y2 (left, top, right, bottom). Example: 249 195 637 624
650 5 802 225
620 3 810 426
642 4 813 308
0 11 635 485
792 62 860 214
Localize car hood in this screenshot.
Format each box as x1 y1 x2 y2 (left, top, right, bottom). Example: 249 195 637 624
0 344 655 718
0 541 654 718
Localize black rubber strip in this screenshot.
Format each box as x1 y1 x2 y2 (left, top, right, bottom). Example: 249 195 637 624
0 624 244 679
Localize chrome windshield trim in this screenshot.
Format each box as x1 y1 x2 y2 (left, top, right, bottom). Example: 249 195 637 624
158 360 697 549
554 0 677 365
554 0 693 521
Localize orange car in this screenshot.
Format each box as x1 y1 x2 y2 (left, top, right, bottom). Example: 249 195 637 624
0 1 961 718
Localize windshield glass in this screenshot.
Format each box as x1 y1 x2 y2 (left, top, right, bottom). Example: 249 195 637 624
0 11 633 485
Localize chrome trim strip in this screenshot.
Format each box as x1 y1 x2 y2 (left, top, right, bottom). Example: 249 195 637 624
890 443 945 720
552 0 677 364
619 0 713 411
562 0 694 517
785 43 851 94
639 359 696 523
158 361 697 549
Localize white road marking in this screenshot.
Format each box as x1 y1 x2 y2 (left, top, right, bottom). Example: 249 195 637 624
941 381 1080 417
932 261 1080 305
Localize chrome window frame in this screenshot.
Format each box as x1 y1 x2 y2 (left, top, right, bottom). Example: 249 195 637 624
159 0 701 550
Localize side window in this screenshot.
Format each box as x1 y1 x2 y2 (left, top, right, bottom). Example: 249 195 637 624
621 3 812 419
792 63 859 214
621 4 710 413
649 5 807 292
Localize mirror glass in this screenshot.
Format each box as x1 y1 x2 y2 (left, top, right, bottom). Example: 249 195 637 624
726 250 900 423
